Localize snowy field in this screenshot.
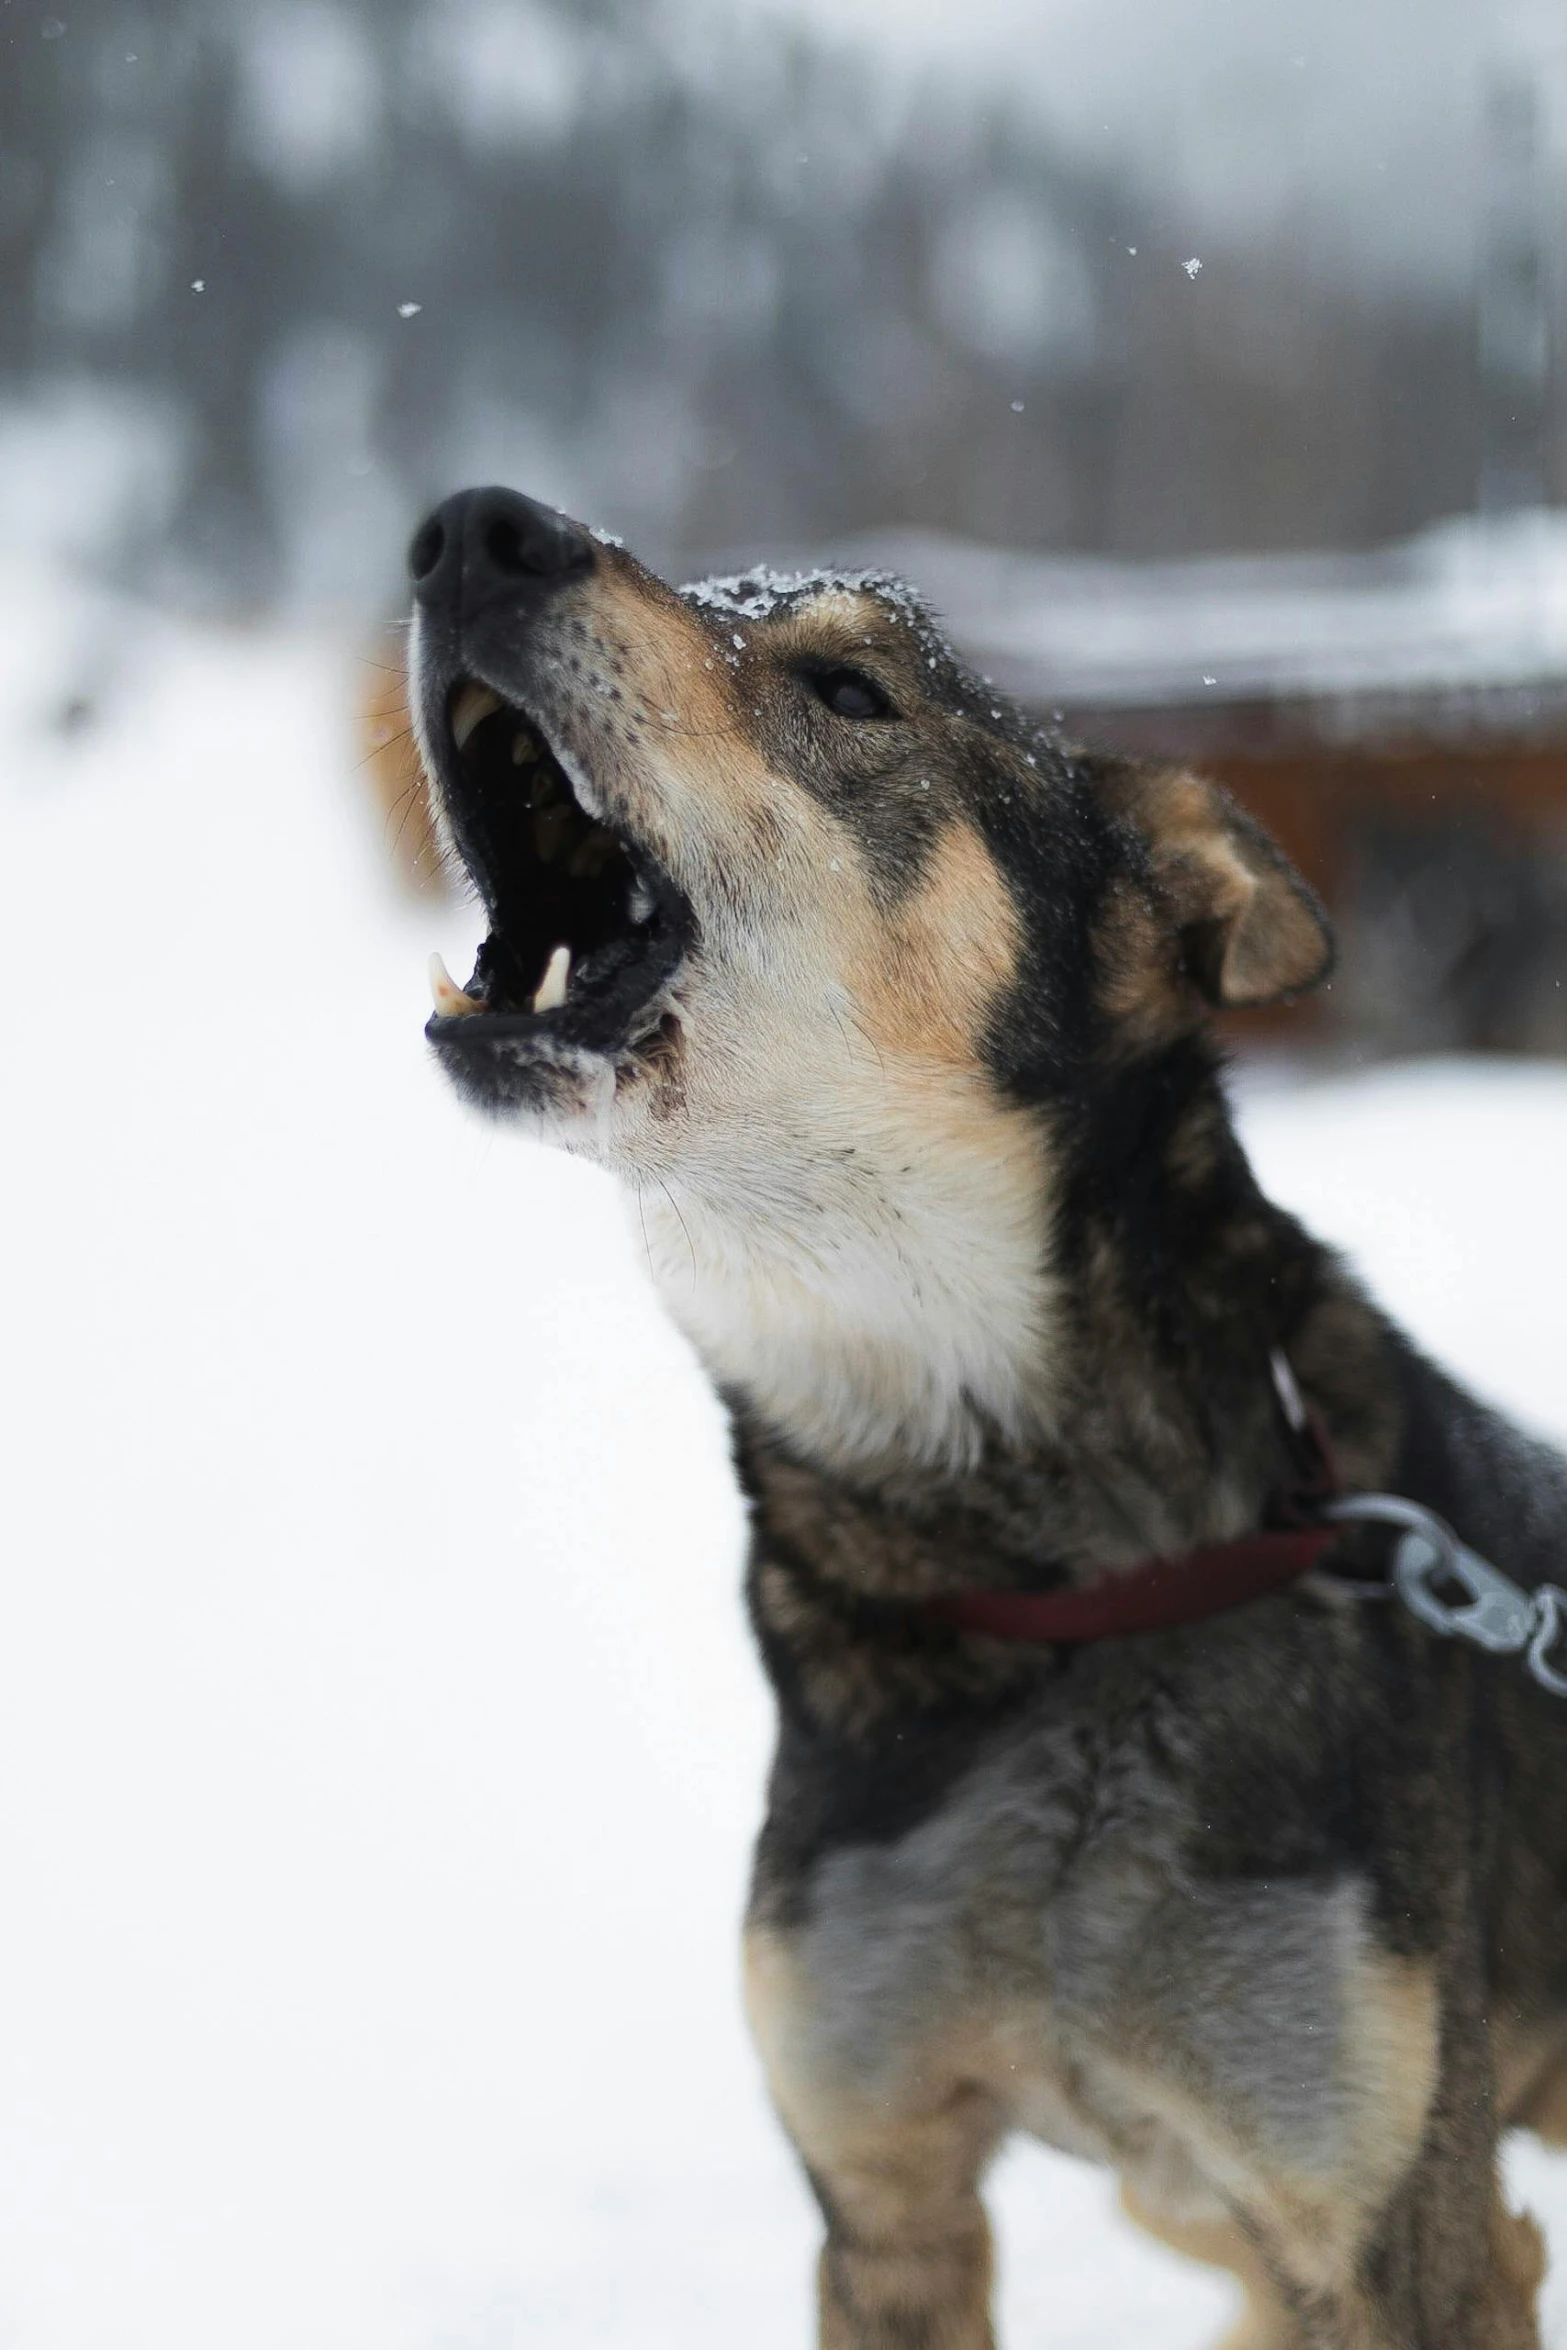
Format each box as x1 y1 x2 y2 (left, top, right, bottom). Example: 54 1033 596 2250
4 567 1567 2349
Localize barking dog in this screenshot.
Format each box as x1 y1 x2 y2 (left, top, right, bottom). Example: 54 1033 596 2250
407 486 1567 2348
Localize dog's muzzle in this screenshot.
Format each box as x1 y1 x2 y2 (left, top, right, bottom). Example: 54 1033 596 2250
406 487 692 1105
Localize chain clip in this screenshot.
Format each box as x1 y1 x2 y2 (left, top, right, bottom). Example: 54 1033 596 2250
1324 1492 1567 1695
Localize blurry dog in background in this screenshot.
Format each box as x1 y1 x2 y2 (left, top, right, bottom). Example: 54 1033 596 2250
404 485 1567 2349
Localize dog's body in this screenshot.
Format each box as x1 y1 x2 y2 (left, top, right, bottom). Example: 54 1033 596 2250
406 488 1567 2347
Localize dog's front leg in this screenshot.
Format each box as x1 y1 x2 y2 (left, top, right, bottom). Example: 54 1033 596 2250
747 1927 1002 2349
806 2086 1001 2350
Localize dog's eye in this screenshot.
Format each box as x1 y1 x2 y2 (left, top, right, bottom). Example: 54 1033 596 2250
810 666 893 721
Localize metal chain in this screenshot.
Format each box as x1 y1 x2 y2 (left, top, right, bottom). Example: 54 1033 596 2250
1325 1493 1567 1697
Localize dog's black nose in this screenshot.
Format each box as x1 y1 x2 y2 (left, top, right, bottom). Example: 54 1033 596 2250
408 486 594 612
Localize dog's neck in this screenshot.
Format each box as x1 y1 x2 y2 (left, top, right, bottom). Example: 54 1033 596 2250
628 1063 1063 1478
631 1043 1394 1563
687 1048 1400 1739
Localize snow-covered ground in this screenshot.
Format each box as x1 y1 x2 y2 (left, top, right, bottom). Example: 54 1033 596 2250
3 570 1567 2349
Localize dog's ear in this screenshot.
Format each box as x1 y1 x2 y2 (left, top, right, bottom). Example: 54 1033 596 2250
1112 765 1334 1009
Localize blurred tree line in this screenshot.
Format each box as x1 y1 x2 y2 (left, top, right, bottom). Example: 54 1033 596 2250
0 0 1535 608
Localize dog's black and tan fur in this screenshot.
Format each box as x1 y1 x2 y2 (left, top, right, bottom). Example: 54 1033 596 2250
407 488 1567 2348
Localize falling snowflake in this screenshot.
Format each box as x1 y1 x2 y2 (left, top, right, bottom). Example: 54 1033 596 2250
397 301 422 319
1182 257 1203 279
1010 399 1025 413
190 279 205 293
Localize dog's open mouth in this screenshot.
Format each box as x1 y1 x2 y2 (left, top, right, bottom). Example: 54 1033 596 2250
425 680 690 1063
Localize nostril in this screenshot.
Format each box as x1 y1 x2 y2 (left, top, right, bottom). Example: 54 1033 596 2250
414 487 592 601
483 516 530 576
472 490 592 581
409 516 445 582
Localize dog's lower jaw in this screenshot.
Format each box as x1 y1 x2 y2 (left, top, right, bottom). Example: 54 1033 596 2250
432 1030 622 1131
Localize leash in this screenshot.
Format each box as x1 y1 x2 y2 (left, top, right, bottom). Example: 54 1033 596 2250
921 1352 1567 1698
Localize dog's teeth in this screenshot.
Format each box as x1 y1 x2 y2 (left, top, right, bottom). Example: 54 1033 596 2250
450 683 502 751
511 728 539 765
532 944 571 1013
628 878 654 924
428 951 481 1016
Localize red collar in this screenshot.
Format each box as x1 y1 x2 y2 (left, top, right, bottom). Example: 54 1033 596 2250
921 1355 1346 1646
923 1523 1342 1645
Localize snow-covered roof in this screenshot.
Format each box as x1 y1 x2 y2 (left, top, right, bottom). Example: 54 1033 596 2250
709 510 1567 721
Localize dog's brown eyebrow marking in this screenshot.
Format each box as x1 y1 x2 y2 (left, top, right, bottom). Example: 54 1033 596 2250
767 594 921 671
682 566 952 660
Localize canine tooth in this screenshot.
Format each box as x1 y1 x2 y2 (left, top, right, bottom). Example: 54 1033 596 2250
532 944 571 1013
451 683 501 751
428 951 481 1015
628 878 654 924
511 728 539 765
